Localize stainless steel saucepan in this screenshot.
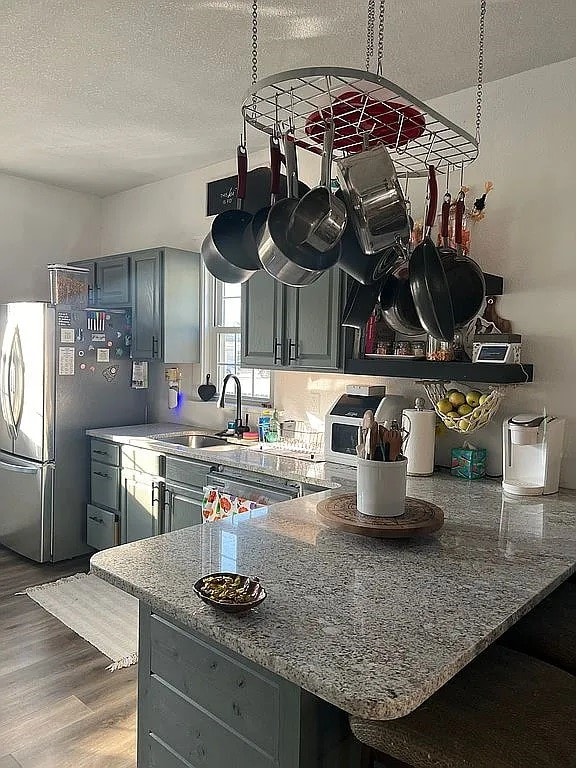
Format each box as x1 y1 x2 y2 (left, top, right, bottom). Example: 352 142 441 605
257 135 340 287
288 122 347 252
336 143 410 256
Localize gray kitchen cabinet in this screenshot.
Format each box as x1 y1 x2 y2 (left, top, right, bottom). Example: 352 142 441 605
68 256 130 306
285 266 342 370
241 269 284 368
121 469 162 544
138 607 360 767
130 247 201 363
164 482 203 531
95 254 130 305
241 266 344 371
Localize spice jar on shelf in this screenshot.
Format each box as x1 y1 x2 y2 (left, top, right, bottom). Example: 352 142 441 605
426 335 455 361
395 340 413 357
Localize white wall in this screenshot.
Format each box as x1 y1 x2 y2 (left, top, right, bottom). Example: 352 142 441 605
0 173 101 302
100 59 576 488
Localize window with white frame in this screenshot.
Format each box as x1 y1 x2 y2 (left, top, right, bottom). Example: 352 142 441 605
209 280 271 403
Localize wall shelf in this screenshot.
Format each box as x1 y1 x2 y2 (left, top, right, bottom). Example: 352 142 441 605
344 358 533 384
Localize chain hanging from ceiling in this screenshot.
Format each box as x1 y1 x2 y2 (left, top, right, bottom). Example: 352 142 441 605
242 0 486 176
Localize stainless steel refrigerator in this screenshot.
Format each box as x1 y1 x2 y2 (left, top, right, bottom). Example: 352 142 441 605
0 302 146 562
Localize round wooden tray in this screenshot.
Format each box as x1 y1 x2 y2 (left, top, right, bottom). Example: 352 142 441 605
316 494 444 538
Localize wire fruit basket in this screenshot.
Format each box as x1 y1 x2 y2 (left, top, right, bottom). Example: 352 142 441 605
421 382 507 434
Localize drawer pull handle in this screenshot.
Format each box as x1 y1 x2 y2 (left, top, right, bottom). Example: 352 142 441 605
93 450 108 455
88 515 104 524
94 471 109 478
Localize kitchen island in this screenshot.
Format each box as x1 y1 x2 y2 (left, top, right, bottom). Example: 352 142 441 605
91 473 575 767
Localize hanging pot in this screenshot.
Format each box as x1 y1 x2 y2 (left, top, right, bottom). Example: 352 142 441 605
242 135 282 266
257 135 340 287
201 145 260 284
379 265 423 337
408 166 455 342
288 122 347 253
335 190 398 285
336 142 410 255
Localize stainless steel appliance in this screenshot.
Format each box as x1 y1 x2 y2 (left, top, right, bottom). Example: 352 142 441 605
0 302 146 562
206 467 301 506
324 390 408 466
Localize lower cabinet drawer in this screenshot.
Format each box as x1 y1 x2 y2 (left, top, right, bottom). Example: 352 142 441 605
121 446 163 476
146 676 275 768
86 505 119 550
90 462 120 511
150 614 279 757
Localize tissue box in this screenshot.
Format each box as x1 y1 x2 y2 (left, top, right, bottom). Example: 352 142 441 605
451 448 487 479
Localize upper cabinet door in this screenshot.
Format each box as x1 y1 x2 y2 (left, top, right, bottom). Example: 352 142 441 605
285 268 343 371
241 269 284 368
131 250 161 360
95 255 130 306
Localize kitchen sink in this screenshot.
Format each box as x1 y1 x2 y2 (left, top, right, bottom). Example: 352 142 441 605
159 434 231 449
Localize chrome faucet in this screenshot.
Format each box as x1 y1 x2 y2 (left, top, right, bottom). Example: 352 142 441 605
217 374 247 437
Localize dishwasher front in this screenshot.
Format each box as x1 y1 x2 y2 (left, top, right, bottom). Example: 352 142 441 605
205 468 300 507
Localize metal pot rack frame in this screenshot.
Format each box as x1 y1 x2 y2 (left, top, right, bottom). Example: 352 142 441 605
242 67 478 177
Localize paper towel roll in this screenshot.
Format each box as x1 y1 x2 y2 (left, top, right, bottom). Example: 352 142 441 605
402 408 436 476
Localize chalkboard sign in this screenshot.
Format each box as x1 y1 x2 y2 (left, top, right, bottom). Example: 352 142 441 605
206 174 238 216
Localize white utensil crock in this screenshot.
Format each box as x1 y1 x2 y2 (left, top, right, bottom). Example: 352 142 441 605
356 456 407 517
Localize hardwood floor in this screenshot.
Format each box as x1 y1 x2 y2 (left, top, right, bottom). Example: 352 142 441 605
0 546 136 767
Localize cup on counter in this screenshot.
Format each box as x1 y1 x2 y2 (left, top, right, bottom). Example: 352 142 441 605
356 456 407 517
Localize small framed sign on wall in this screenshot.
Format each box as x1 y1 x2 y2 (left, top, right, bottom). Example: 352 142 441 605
206 175 237 216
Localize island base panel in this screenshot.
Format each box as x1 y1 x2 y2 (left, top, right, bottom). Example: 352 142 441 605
137 603 361 767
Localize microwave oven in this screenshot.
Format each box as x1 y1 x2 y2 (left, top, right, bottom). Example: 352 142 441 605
324 393 407 466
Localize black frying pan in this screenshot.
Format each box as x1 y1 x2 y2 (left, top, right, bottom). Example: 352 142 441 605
341 279 381 329
409 166 455 342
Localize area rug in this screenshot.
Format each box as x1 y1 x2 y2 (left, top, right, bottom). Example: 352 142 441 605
18 572 138 670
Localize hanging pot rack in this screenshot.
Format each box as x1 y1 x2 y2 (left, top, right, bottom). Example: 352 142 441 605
241 0 485 178
241 67 478 177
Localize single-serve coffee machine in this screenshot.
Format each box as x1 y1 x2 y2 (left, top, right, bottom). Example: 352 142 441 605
502 414 565 496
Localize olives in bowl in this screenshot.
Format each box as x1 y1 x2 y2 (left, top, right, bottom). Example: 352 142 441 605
193 572 267 614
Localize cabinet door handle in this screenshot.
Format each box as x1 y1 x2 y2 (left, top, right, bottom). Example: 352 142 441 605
164 489 173 531
93 449 108 456
94 471 109 478
273 337 282 365
152 336 159 357
288 338 298 363
151 481 158 506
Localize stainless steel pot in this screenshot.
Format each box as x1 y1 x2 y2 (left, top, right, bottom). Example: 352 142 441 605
288 123 347 253
336 144 410 255
257 135 340 287
201 145 259 284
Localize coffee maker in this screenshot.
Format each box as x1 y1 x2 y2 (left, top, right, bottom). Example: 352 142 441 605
502 414 565 496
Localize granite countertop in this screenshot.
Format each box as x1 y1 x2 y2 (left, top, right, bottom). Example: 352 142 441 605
91 462 576 720
87 423 352 487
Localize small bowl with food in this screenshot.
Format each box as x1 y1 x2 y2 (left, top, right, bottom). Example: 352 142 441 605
193 572 267 614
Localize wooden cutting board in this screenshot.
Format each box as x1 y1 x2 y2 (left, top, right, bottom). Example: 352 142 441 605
316 494 444 538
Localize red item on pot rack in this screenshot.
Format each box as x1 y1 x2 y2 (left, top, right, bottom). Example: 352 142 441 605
305 90 426 153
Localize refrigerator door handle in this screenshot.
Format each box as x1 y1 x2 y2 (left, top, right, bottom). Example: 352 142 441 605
0 457 39 474
9 327 25 436
0 331 17 440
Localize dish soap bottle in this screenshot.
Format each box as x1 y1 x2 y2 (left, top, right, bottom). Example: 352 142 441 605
266 409 280 443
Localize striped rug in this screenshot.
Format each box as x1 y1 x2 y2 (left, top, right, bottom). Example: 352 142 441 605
19 572 138 670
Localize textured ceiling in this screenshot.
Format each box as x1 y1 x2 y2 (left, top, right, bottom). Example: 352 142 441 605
0 0 574 195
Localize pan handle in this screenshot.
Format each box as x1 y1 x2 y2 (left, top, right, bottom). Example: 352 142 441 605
236 145 248 205
441 192 451 244
454 191 465 247
425 165 438 233
270 135 282 201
